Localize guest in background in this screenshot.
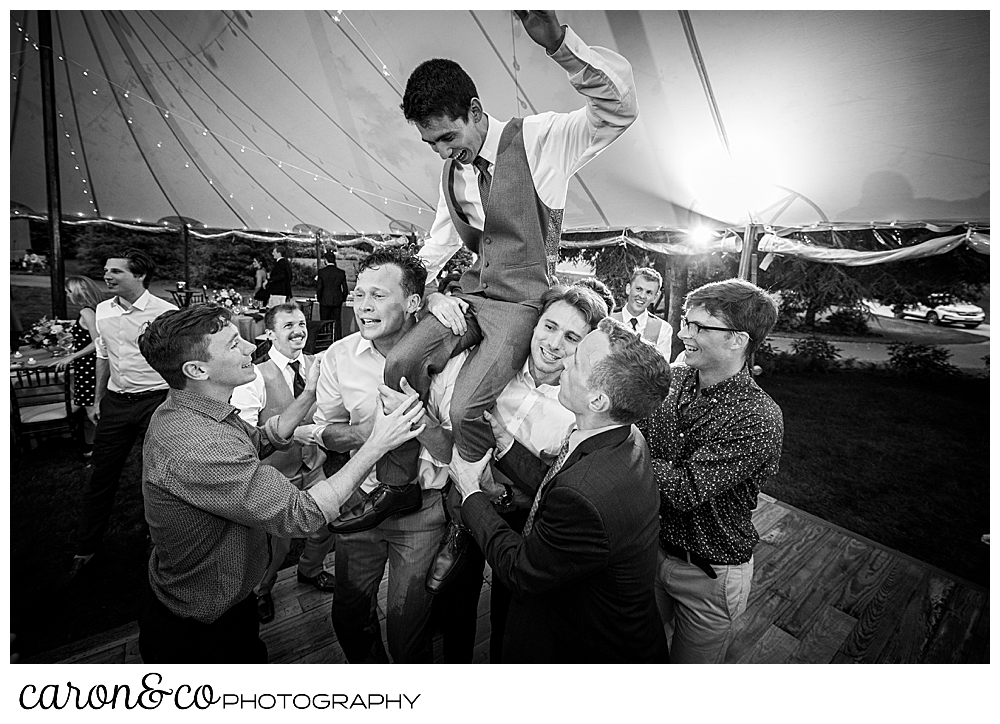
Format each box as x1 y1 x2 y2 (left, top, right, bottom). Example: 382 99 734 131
55 276 107 459
61 250 177 586
316 249 350 340
251 257 270 306
266 246 293 306
611 267 673 361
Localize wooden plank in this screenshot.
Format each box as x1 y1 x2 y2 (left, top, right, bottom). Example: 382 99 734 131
736 624 798 664
24 620 140 664
778 535 872 637
123 637 142 664
921 585 988 664
874 570 952 663
725 588 790 663
289 639 348 664
66 643 129 664
752 498 792 537
263 602 337 664
749 517 835 606
835 559 926 663
786 605 857 664
832 547 900 617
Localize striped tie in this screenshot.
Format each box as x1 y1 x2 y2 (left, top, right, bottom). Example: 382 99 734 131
473 156 492 212
522 433 573 538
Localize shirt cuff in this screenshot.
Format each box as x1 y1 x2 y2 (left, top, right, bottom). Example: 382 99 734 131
304 479 342 523
549 25 585 73
262 416 295 451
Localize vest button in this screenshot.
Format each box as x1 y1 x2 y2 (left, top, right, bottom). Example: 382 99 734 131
484 261 490 268
484 237 492 245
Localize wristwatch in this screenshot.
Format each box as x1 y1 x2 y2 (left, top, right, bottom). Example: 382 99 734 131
493 483 514 511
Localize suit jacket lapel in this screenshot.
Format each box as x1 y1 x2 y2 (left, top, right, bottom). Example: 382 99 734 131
553 425 632 479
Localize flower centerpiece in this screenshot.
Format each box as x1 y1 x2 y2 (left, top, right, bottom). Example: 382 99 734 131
22 316 76 356
211 288 244 310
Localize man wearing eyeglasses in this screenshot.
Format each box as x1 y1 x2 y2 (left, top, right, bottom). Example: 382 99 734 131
638 278 784 663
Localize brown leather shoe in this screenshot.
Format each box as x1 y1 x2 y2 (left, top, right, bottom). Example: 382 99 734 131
257 592 275 623
328 483 422 534
297 570 336 592
425 522 471 595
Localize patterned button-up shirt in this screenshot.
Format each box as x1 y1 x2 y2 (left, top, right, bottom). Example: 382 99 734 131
638 364 783 564
143 388 329 623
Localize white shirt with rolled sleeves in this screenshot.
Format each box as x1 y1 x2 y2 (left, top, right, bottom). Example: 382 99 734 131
300 333 449 494
94 289 176 393
417 26 638 280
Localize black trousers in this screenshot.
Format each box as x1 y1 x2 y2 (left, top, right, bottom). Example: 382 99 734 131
77 389 167 555
489 508 529 664
138 586 267 664
318 305 344 340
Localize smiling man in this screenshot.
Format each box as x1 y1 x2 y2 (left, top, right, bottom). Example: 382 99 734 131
638 278 783 663
354 10 638 536
62 249 176 586
136 304 424 663
611 266 673 361
450 317 672 663
231 302 335 624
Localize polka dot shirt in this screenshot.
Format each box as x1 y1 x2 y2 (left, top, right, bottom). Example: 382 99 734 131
637 364 783 564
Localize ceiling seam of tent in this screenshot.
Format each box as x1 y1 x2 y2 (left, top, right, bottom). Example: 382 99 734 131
219 9 432 213
326 10 404 96
55 13 101 218
141 13 366 233
11 11 31 147
96 10 240 226
75 11 184 223
468 10 610 227
122 12 326 233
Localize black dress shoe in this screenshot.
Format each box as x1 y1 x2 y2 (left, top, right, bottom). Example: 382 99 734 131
57 554 98 589
328 483 422 534
425 522 471 595
297 570 336 592
257 592 275 623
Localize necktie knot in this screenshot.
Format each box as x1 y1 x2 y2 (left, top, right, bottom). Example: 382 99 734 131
473 156 492 211
288 359 305 398
629 317 638 331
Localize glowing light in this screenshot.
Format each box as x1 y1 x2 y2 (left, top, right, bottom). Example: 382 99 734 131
686 227 716 247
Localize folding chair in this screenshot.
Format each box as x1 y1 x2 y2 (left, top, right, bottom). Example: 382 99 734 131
10 367 80 451
307 320 336 354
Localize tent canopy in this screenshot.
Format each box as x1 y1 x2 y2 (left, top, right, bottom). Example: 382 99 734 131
9 10 990 237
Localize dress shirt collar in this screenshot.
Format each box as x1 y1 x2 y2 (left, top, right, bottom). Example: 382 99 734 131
267 345 302 370
620 306 648 326
519 358 561 397
351 334 385 361
687 364 752 398
477 113 507 168
169 387 236 423
111 288 154 312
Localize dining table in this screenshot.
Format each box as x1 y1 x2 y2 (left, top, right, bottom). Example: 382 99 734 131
10 346 59 371
233 312 266 344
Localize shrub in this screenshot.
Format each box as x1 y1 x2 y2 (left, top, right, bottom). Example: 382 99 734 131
887 342 959 376
790 335 842 372
819 306 873 336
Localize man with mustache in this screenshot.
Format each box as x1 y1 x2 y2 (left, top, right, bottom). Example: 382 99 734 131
231 302 336 623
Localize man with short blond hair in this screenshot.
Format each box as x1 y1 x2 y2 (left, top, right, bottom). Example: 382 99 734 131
611 266 672 360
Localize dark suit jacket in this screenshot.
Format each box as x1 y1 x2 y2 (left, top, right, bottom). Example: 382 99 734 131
463 424 668 663
266 257 292 298
316 263 348 307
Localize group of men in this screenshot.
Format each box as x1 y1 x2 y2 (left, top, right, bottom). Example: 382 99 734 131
61 10 784 664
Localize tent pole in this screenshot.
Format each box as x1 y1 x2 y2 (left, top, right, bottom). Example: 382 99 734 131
183 224 190 286
737 223 758 281
39 10 66 318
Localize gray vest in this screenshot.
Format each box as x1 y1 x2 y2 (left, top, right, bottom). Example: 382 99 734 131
612 309 664 344
442 117 560 308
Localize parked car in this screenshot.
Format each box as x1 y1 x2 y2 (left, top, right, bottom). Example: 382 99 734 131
894 294 985 328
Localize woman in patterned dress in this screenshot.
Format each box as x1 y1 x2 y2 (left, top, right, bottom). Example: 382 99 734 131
55 276 106 458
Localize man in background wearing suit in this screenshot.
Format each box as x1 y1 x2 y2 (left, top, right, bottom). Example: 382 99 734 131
316 249 350 341
451 317 671 662
612 266 673 361
266 245 293 306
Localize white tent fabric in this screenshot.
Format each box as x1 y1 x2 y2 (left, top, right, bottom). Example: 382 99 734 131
9 10 990 236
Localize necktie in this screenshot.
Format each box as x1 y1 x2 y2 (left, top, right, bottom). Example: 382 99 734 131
629 317 638 332
288 359 305 398
473 156 492 212
522 432 573 538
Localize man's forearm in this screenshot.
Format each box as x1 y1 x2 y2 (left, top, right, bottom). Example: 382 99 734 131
320 421 369 453
275 390 316 439
94 358 110 402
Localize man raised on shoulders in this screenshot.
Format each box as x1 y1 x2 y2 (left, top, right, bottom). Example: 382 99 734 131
136 304 424 663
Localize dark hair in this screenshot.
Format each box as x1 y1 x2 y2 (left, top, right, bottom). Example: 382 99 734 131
629 266 663 290
356 247 428 299
139 304 233 389
588 317 672 425
323 249 338 264
252 256 269 270
684 278 779 359
401 58 478 125
572 278 616 316
110 248 155 288
263 302 304 331
273 245 287 258
541 284 608 330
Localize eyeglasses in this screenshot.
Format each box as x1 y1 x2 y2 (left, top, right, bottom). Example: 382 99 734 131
679 315 744 336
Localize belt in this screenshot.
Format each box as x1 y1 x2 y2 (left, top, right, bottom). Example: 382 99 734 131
108 388 168 401
660 540 720 580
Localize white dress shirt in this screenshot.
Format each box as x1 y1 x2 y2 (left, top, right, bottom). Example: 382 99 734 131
94 289 176 393
618 307 673 361
303 333 449 494
418 26 638 280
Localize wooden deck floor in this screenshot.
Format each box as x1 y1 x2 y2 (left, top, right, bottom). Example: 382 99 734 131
25 494 988 664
